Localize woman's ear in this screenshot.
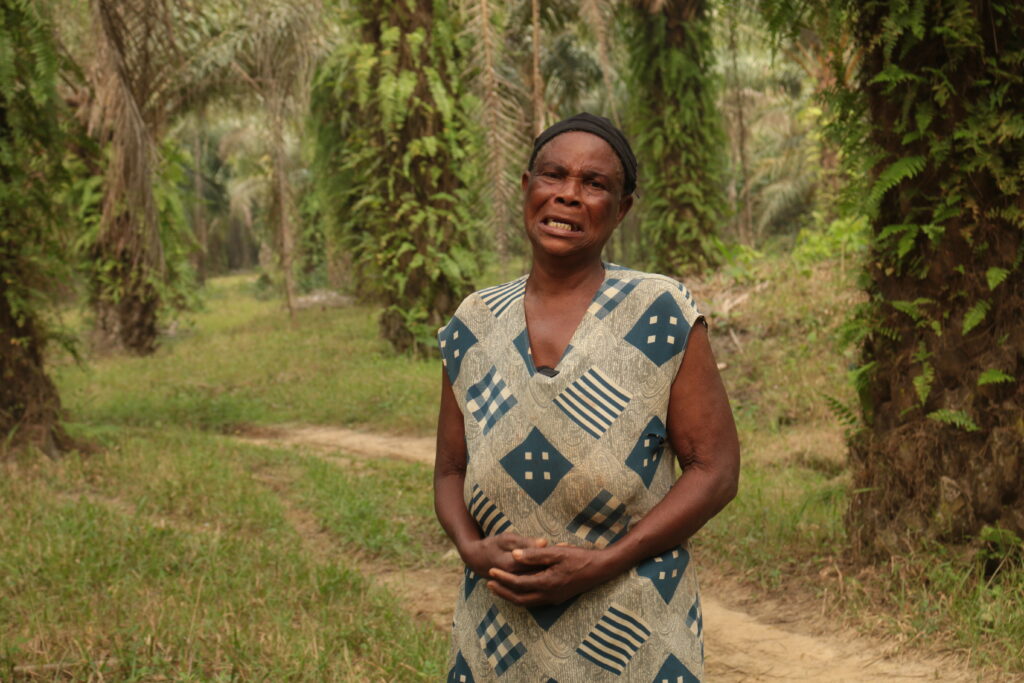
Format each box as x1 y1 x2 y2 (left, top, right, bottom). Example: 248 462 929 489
521 171 530 192
617 194 634 222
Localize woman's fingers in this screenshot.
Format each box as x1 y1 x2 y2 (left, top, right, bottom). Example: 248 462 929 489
486 580 545 606
511 546 561 565
496 533 547 551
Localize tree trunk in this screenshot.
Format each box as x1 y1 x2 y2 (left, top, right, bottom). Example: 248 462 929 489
727 11 752 245
531 0 545 137
845 0 1024 556
192 110 207 284
271 119 297 318
0 281 72 459
626 0 726 275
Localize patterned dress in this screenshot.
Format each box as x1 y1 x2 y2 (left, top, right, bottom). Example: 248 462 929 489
438 264 705 683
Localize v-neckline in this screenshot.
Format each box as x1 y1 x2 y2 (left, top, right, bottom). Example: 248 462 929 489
521 264 609 377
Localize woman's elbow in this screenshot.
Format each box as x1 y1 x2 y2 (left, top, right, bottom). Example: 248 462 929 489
715 446 741 507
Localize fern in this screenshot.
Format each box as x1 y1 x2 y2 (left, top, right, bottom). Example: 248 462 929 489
962 299 990 335
867 155 926 211
823 393 859 429
913 361 934 404
977 369 1015 386
986 267 1009 290
927 409 980 433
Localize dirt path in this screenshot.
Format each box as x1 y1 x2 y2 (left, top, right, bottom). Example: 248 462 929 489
238 425 986 682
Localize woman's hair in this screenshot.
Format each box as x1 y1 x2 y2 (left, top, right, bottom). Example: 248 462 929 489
528 112 638 196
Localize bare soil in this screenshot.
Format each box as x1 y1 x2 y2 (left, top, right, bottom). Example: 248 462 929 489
237 424 994 682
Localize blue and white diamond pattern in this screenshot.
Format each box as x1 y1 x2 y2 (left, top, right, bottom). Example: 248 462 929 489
512 329 535 376
477 605 527 676
576 602 651 675
567 490 630 548
625 417 668 488
588 278 639 320
651 653 700 683
623 291 691 367
637 546 691 604
479 277 527 319
527 594 579 631
686 595 703 639
447 650 476 683
553 367 632 439
439 316 478 383
500 428 573 505
469 484 513 536
466 366 517 435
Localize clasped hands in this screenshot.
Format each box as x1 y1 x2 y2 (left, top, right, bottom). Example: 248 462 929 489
463 532 618 607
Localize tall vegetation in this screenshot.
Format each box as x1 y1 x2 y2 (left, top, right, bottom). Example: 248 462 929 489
829 0 1024 554
311 0 482 352
0 0 73 455
624 0 727 274
83 0 195 354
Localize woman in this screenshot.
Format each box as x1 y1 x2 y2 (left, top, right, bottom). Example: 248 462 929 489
435 112 739 681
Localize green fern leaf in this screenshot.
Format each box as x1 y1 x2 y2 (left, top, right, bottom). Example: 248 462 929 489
913 362 934 404
977 369 1015 386
962 300 991 335
927 410 980 432
868 156 926 209
986 267 1009 290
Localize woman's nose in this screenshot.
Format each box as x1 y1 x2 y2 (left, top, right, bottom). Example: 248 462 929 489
554 178 583 206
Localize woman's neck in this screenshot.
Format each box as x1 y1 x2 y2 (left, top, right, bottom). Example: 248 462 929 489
527 255 605 297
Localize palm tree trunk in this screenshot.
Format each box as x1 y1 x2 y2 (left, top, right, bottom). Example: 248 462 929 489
192 109 207 284
271 121 297 319
531 0 545 137
0 279 72 458
845 0 1024 554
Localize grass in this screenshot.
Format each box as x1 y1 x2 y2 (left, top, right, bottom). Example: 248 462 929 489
7 254 1019 677
53 274 440 435
0 427 447 680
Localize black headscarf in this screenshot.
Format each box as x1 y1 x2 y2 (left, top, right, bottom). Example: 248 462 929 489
528 112 638 196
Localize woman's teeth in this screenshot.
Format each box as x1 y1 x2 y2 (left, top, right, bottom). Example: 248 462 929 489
546 219 579 232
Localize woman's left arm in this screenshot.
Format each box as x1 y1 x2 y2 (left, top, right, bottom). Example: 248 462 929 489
487 323 740 606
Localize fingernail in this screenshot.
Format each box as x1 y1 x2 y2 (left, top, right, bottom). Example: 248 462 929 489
512 549 523 559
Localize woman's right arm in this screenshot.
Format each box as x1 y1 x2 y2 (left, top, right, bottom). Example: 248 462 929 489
434 368 546 576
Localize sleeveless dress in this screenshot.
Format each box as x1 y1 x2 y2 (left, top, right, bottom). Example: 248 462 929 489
438 264 705 682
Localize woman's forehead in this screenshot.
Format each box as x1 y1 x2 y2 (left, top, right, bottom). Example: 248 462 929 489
534 131 623 175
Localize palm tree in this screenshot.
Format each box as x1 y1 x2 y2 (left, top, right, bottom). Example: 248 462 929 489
834 0 1024 553
311 0 483 352
1 0 75 456
624 0 727 274
81 0 322 352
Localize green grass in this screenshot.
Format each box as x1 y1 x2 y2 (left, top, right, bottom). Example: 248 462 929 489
299 457 447 567
0 427 447 680
53 274 440 435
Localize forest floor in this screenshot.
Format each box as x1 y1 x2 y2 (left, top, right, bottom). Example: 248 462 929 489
237 423 983 682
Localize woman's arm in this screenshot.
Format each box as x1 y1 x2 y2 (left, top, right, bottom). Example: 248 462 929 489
487 323 740 605
434 369 547 577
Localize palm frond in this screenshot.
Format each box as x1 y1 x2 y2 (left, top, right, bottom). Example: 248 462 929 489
458 0 530 254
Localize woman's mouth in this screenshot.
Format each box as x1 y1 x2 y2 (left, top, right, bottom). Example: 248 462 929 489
542 217 581 232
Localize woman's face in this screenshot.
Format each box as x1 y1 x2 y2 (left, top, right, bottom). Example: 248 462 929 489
521 131 634 263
